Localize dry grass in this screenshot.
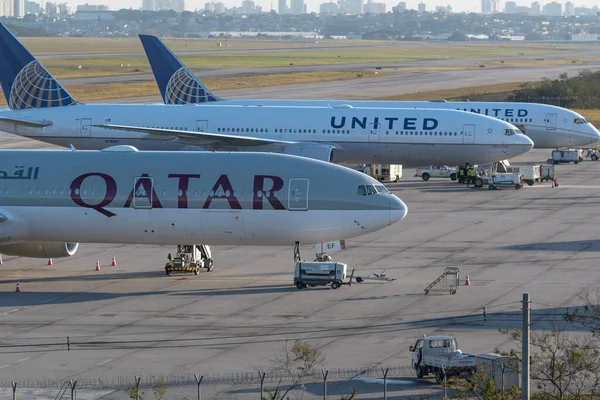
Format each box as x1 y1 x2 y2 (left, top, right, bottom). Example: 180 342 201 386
574 109 600 127
373 82 525 102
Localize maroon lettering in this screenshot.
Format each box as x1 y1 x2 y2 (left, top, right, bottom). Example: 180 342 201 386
202 174 241 209
70 173 117 217
168 174 200 209
124 173 163 209
253 175 285 210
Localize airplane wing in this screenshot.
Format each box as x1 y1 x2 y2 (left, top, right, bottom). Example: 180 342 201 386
93 124 297 148
0 116 52 128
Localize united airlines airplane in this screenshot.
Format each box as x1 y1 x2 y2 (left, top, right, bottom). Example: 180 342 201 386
0 23 533 166
0 147 407 259
139 34 600 149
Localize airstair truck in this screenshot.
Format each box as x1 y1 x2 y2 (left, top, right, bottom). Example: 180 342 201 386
410 335 476 383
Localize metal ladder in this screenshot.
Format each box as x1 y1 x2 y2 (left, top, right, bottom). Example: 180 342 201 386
424 267 460 295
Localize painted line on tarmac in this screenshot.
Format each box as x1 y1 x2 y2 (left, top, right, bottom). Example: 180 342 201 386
0 357 31 370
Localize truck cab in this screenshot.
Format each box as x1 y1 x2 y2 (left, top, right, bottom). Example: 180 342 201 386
410 335 475 383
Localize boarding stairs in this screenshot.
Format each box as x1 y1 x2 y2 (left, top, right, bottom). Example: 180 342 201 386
424 267 460 295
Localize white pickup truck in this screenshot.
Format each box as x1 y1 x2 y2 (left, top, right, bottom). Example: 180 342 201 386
410 335 476 383
414 166 458 181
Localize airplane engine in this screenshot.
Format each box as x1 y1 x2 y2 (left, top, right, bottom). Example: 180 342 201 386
0 242 79 258
282 144 335 163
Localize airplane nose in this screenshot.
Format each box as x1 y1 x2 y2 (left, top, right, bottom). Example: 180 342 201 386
389 196 408 224
521 134 535 150
573 125 600 147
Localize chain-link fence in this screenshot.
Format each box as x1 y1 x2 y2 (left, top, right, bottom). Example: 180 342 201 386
0 366 418 400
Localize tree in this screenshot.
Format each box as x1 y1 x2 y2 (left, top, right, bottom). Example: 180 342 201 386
499 328 600 400
263 340 325 400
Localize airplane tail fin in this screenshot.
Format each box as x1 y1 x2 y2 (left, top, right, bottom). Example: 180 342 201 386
0 23 76 110
138 34 223 105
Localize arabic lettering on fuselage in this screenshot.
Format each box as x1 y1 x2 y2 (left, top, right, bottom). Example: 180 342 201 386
330 116 439 130
458 108 529 118
70 172 286 217
0 166 40 180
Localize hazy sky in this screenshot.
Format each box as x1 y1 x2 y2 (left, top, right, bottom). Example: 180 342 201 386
70 0 598 17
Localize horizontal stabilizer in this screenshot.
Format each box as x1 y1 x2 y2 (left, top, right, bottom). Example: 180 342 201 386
93 124 296 148
0 116 53 128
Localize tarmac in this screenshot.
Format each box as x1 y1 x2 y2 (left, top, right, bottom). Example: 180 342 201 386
0 129 599 398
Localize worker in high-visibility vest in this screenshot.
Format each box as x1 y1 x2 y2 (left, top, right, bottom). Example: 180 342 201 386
166 254 175 268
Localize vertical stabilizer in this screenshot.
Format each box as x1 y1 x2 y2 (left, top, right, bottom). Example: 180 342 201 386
138 34 222 105
0 23 76 110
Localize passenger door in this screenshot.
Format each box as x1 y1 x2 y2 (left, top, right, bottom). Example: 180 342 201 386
288 179 309 211
196 120 208 132
133 176 154 209
463 124 475 144
368 122 380 142
545 113 557 130
80 118 92 137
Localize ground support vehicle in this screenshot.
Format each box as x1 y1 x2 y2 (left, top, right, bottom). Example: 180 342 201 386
415 166 457 182
410 336 476 384
513 165 540 186
355 270 396 283
347 165 402 182
294 261 353 289
424 267 459 295
552 149 582 164
165 244 213 276
487 173 523 190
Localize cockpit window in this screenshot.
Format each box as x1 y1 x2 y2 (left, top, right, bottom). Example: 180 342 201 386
375 185 390 194
504 129 516 136
357 185 366 196
574 118 588 124
359 184 390 196
366 185 377 195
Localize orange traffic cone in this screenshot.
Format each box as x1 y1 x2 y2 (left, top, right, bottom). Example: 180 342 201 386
111 256 117 267
465 274 471 286
0 254 3 265
15 282 21 292
95 260 101 271
47 258 53 266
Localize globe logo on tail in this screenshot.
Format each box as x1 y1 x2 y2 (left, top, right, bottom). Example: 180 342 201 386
164 67 219 105
9 60 74 110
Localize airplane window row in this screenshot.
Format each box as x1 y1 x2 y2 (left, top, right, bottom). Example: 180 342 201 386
499 118 533 123
0 188 281 199
357 185 390 196
218 127 267 133
385 131 459 136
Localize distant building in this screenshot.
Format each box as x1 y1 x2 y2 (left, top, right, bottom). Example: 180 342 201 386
74 10 114 19
417 1 425 12
0 0 11 16
435 4 451 12
338 0 361 14
25 0 40 13
13 0 24 16
172 0 184 12
57 1 71 13
504 1 517 13
481 0 491 13
77 3 108 10
289 0 302 13
241 0 256 13
142 0 154 10
571 33 598 41
363 0 384 13
393 1 406 11
530 1 540 13
319 1 337 13
564 1 574 16
45 1 57 14
542 1 561 16
277 0 285 12
213 1 225 12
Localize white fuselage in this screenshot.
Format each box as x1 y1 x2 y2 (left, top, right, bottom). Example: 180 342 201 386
0 104 533 166
188 100 599 149
0 150 407 250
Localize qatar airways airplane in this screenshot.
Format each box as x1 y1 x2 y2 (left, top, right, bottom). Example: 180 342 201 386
0 147 407 260
0 23 532 166
138 34 600 149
